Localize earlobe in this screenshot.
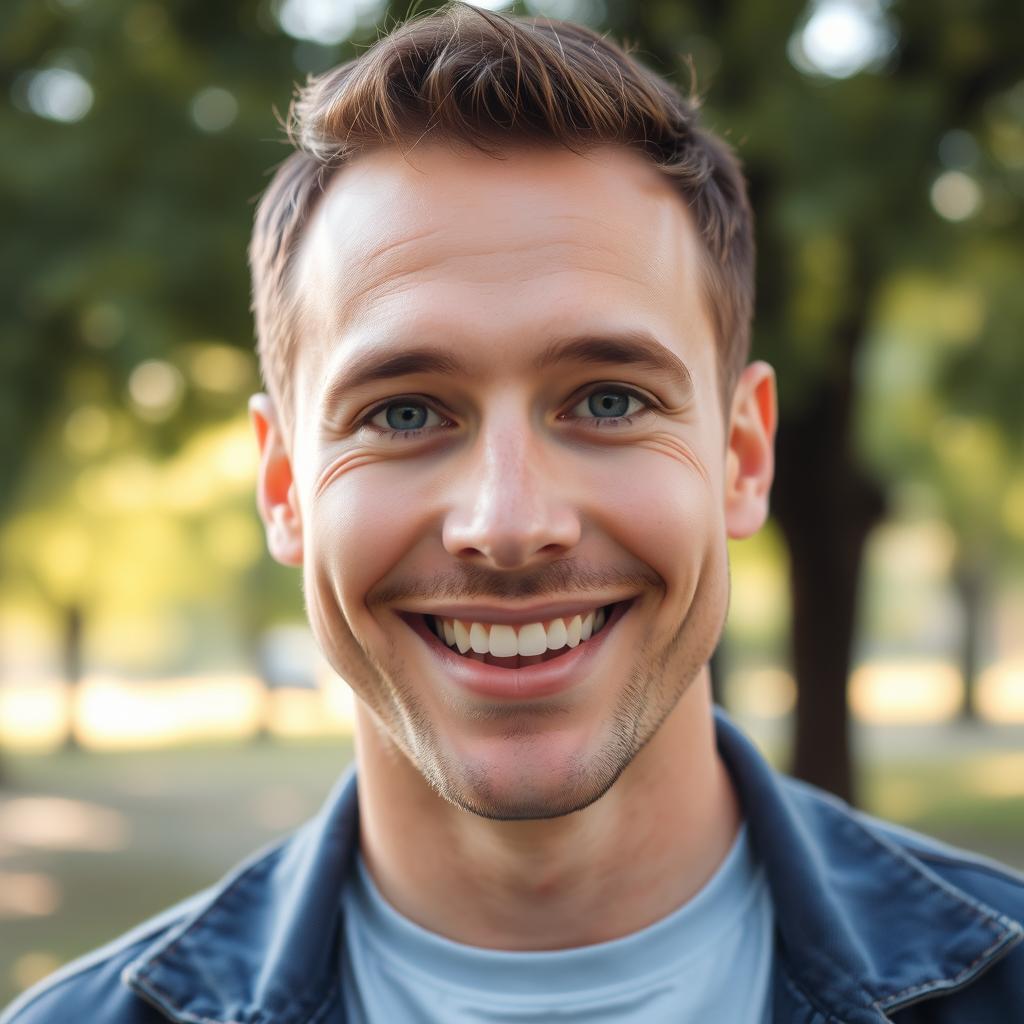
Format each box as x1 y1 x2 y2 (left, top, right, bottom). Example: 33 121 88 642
249 393 304 567
724 362 777 540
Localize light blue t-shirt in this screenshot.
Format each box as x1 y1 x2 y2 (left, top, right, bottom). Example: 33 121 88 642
340 821 774 1023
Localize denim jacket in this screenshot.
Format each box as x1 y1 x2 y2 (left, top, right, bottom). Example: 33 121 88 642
4 708 1023 1023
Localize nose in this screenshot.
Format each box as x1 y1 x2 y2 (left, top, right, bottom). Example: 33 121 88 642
441 411 582 570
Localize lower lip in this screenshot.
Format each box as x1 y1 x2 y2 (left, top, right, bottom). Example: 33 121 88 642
403 601 633 701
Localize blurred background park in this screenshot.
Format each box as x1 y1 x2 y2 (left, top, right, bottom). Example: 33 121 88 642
1 0 1023 1007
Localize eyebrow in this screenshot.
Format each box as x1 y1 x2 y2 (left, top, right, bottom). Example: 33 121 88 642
320 330 694 412
532 332 694 393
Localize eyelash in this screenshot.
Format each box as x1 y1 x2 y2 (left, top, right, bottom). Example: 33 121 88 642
361 386 654 441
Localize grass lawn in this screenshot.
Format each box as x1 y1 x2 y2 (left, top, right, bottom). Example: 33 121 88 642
1 723 1022 1009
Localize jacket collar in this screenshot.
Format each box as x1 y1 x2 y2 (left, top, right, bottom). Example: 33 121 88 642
123 709 1023 1023
123 766 361 1024
713 710 1023 1022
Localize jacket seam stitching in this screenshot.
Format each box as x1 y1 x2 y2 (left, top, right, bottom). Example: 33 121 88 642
130 970 340 1024
123 769 357 1023
855 816 1015 935
909 849 1024 888
778 785 1014 1010
781 964 844 1023
804 780 1015 932
137 846 283 973
0 922 182 1024
845 808 1012 1006
873 926 1024 1011
129 971 240 1024
129 850 296 1020
128 950 340 1024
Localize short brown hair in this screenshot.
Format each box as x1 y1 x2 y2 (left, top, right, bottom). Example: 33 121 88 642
249 2 754 431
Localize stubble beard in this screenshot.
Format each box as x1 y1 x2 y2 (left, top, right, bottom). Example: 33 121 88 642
355 569 729 823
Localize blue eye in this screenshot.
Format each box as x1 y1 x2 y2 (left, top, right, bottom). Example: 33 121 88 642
369 401 445 432
588 391 630 417
568 388 647 422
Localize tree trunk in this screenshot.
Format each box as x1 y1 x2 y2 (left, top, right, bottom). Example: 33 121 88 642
953 556 987 721
774 420 884 804
62 603 84 751
771 273 886 806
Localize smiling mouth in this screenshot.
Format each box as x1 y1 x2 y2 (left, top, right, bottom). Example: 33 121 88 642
418 601 629 670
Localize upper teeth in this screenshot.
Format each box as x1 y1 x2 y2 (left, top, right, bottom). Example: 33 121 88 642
433 608 608 657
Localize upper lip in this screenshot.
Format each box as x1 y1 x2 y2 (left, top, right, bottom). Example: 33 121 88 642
397 597 634 626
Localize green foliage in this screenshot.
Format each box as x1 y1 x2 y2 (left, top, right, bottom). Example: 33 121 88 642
1 0 307 492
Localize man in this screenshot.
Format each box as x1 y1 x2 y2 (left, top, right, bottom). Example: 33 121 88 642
5 4 1023 1022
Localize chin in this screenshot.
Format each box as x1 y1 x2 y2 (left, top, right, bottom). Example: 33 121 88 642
445 772 620 822
426 725 631 822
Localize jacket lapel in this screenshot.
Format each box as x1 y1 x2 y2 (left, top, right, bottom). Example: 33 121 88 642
714 710 1023 1022
123 767 360 1024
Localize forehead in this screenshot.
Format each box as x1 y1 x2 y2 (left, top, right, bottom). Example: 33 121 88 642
292 144 712 388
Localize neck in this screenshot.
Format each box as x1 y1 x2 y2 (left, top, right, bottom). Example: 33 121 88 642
354 670 741 950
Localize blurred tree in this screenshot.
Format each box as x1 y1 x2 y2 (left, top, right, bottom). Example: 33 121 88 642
0 414 272 680
861 252 1024 719
0 0 310 774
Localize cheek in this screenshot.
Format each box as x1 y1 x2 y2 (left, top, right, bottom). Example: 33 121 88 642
307 462 437 614
583 437 720 592
311 483 389 599
301 470 422 705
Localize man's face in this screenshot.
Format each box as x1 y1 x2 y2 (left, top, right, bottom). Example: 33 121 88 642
255 144 773 820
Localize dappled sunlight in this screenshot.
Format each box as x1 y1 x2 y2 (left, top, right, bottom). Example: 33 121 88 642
730 659 1020 727
74 674 266 749
0 796 130 852
159 416 258 515
265 681 355 738
73 416 257 518
976 659 1024 723
0 674 357 750
322 675 358 727
850 660 962 724
0 682 69 750
725 667 797 718
0 873 61 920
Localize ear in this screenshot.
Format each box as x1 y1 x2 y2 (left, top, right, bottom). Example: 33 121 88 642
249 393 303 567
724 361 777 539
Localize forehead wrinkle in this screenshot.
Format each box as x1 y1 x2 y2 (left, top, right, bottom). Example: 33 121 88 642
295 146 707 388
332 236 664 336
308 191 673 321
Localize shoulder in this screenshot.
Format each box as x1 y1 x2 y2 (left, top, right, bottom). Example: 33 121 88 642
0 892 209 1023
862 805 1024 959
782 775 1024 1017
779 771 1024 914
715 711 1024 1017
797 773 1024 912
865 819 1024 1020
